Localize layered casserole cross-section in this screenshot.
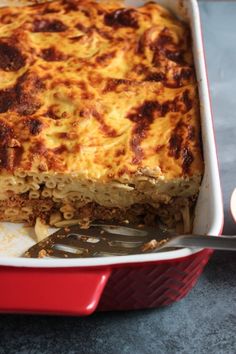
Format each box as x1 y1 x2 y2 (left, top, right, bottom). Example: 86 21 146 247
0 0 203 232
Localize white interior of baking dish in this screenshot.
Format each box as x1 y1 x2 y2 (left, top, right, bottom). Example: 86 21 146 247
0 0 223 267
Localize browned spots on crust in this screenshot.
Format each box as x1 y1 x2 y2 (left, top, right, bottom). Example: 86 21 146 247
29 141 46 156
77 80 87 91
117 167 130 177
80 106 118 137
0 144 24 171
79 109 86 118
153 27 173 50
0 13 18 25
76 81 94 100
16 97 40 117
29 143 67 171
188 125 195 141
52 144 68 154
137 36 145 55
0 146 9 169
139 27 187 67
68 35 84 42
46 106 60 120
41 7 59 15
81 91 94 100
165 67 193 88
97 9 105 16
182 147 194 173
155 144 164 153
15 117 43 143
75 23 87 32
127 100 166 164
96 51 116 64
78 8 91 18
32 19 68 32
133 64 148 75
96 28 113 40
57 132 77 140
23 0 57 15
130 136 143 164
179 67 193 81
0 71 44 116
81 10 90 18
14 72 44 116
41 47 66 62
92 110 118 138
138 41 192 87
138 27 173 55
63 0 91 16
0 42 25 72
75 23 87 33
128 100 169 125
115 148 126 157
169 121 188 160
25 118 43 136
62 0 78 12
38 160 48 172
12 146 24 169
51 78 82 90
104 78 132 92
146 72 165 82
74 24 112 40
0 120 13 146
72 143 81 153
169 133 183 159
16 97 41 116
8 139 21 148
104 8 139 29
31 1 60 15
57 132 68 139
25 2 53 12
156 90 193 116
128 97 187 163
166 50 184 64
0 89 14 113
16 71 40 90
182 89 193 111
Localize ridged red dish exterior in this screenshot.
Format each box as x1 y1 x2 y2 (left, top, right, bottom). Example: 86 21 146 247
99 249 213 311
0 249 213 315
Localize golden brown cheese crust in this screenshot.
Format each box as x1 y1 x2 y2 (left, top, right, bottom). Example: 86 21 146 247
0 0 203 181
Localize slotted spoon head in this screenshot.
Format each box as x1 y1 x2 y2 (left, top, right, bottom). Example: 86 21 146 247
23 222 172 258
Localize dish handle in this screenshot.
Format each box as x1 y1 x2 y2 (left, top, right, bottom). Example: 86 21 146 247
0 266 111 315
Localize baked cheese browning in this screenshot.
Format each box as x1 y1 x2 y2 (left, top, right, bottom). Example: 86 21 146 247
0 0 202 178
0 0 203 230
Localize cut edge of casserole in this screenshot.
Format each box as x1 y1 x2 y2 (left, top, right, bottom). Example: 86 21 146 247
0 0 204 235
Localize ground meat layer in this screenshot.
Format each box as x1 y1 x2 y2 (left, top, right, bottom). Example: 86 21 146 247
0 194 195 232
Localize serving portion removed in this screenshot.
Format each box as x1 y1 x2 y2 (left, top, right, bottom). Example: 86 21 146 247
0 0 203 236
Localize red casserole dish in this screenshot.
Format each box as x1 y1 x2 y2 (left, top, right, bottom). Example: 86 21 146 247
0 0 223 315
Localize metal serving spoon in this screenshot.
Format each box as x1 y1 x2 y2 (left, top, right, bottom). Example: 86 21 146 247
23 223 236 258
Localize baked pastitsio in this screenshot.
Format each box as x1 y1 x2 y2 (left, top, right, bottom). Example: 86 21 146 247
0 0 203 232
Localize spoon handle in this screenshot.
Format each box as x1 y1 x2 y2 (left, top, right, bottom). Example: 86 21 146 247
170 235 236 251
